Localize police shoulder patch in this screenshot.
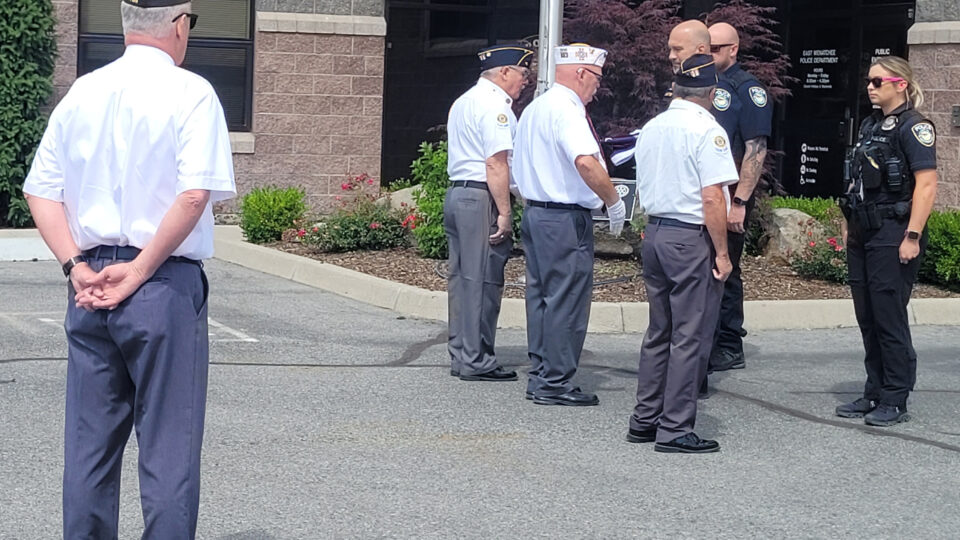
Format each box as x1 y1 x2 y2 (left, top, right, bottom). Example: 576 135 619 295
911 122 935 147
713 88 731 111
748 86 768 107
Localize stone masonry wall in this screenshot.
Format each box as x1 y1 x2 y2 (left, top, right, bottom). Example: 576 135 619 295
909 44 960 209
52 0 78 104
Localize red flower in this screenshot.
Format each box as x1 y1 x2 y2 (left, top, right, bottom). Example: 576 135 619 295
809 241 816 247
807 230 813 236
312 227 319 233
367 178 375 185
297 229 306 238
835 245 843 252
341 183 352 191
400 202 407 207
369 222 381 229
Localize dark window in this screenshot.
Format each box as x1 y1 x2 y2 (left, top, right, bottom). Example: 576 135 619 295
78 0 254 132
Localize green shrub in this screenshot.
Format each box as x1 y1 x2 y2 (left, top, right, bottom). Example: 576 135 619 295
304 204 409 252
771 196 841 224
790 235 847 284
920 210 960 287
239 186 307 244
1 0 56 227
406 141 450 259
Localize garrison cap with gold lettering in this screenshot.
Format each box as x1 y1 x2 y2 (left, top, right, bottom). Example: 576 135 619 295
477 45 535 72
674 54 717 88
122 0 190 6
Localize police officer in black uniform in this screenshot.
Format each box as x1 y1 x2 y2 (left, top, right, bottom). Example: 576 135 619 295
836 56 938 427
705 22 773 376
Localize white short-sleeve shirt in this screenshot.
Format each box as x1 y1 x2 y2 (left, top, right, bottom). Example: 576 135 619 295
634 99 738 224
24 45 236 260
446 78 516 183
513 84 605 209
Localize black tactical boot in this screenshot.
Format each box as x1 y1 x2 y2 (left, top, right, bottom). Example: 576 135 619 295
835 397 876 418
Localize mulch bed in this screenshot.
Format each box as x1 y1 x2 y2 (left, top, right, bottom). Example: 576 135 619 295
269 243 959 302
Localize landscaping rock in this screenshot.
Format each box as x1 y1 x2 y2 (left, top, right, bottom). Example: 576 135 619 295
385 186 419 211
764 208 824 264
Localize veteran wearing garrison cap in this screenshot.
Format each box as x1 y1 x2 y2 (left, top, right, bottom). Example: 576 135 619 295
445 44 533 383
24 0 234 536
513 43 626 406
626 55 737 453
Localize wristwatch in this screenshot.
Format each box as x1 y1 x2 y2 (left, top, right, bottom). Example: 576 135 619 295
733 196 749 207
62 255 86 278
906 230 921 241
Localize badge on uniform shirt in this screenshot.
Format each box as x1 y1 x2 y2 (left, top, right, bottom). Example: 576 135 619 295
912 122 935 147
714 135 728 153
496 113 509 127
881 116 898 131
713 88 731 111
748 86 768 107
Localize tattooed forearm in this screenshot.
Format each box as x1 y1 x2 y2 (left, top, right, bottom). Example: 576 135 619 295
736 136 767 199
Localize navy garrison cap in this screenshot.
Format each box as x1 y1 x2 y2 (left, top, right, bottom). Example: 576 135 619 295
478 45 535 72
674 54 718 88
122 0 190 6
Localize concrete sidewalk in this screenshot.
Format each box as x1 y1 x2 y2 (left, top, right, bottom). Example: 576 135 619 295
4 226 959 332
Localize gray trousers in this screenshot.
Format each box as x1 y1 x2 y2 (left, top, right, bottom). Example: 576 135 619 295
63 255 209 539
444 185 512 375
521 205 594 396
631 223 722 443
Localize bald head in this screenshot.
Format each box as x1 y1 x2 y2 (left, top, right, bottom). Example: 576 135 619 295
709 22 740 73
668 20 710 72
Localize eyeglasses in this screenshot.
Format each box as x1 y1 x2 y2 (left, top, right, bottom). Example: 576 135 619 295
172 12 198 30
865 76 904 88
506 65 530 78
710 43 734 53
580 68 603 83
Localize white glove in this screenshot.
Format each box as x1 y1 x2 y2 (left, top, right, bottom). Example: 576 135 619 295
607 199 626 237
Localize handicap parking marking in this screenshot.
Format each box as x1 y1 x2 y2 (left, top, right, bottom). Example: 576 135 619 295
208 318 259 343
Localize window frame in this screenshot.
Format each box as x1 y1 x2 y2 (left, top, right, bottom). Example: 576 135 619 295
76 1 256 132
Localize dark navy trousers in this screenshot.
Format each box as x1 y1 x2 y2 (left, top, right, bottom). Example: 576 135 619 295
63 255 209 539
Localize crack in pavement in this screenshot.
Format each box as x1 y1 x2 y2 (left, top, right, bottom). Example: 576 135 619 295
717 389 960 453
4 356 958 452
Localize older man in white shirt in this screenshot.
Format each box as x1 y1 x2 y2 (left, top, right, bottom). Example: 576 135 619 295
626 55 736 454
24 0 235 536
513 43 626 407
445 44 533 383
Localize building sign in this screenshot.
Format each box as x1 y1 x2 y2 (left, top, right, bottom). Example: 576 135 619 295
798 143 829 186
799 49 839 90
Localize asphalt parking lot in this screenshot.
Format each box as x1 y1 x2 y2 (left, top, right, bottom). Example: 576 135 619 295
2 259 959 539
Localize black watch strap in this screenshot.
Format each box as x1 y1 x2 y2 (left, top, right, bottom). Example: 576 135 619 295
733 196 748 207
906 230 921 240
62 255 86 277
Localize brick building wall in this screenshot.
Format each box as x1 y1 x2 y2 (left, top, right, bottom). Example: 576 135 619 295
49 0 386 216
909 1 960 209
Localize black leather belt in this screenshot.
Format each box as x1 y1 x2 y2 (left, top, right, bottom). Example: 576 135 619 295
527 200 592 212
450 180 489 191
83 245 200 265
648 216 705 231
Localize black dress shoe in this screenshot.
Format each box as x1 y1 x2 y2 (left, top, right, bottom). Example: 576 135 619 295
532 388 599 406
708 349 745 373
654 432 720 454
459 366 518 382
626 427 656 443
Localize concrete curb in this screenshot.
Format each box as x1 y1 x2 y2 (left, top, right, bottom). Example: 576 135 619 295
212 226 960 333
5 227 957 332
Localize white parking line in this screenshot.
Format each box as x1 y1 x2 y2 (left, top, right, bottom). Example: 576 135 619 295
208 318 259 343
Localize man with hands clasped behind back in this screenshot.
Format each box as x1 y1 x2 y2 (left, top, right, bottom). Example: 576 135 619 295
23 0 235 536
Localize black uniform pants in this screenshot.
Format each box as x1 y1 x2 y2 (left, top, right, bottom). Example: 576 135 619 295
713 197 755 357
847 216 925 408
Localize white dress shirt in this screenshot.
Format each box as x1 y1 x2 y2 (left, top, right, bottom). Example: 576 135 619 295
446 77 516 183
634 99 738 224
24 45 236 260
513 83 604 209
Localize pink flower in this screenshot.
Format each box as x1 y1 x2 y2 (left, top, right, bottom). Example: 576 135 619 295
297 229 306 238
369 222 381 229
312 227 319 233
341 183 352 191
835 245 843 252
809 241 816 247
335 196 341 201
367 178 375 185
400 202 407 207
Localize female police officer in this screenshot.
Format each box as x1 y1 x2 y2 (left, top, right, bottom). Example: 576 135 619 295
836 56 937 427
